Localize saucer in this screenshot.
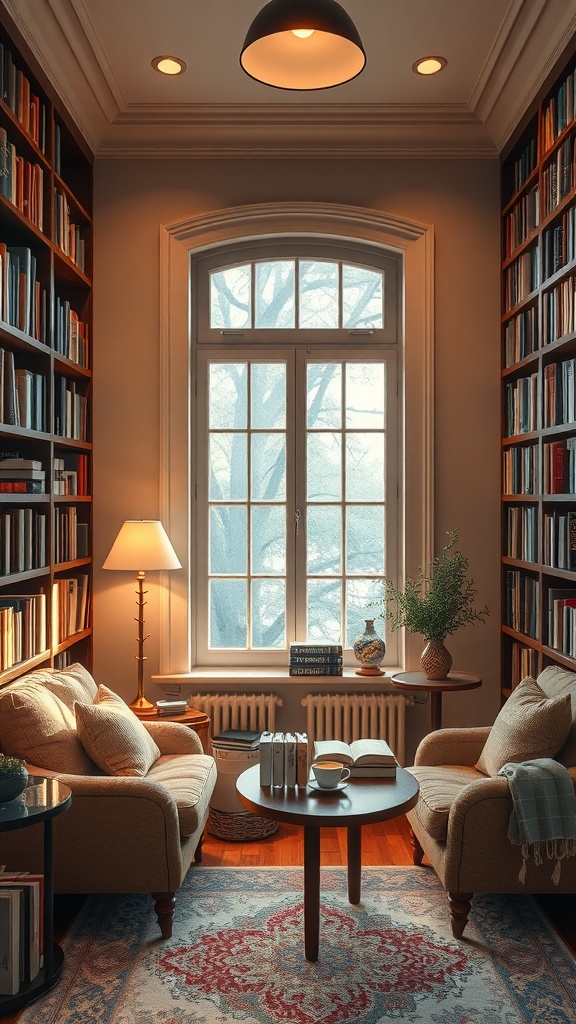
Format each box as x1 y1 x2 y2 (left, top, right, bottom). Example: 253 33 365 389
307 779 349 793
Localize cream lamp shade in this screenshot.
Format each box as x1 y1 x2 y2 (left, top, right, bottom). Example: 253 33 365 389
240 0 366 90
103 520 181 572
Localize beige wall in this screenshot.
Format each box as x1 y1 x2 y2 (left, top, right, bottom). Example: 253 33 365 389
93 157 501 760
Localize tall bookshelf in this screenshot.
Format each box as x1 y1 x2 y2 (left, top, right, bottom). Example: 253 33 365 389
0 12 92 685
501 41 576 699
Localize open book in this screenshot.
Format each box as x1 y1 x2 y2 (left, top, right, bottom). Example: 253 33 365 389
312 738 397 777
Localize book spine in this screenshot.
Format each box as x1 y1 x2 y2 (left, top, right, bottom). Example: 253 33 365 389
272 732 285 787
289 644 342 655
289 666 343 675
284 732 297 787
296 732 308 787
290 655 343 665
259 731 273 786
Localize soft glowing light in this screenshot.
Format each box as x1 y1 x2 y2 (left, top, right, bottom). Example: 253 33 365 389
152 56 187 76
292 28 315 38
412 56 447 76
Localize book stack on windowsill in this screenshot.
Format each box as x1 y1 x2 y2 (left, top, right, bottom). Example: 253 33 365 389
289 642 343 676
312 738 398 777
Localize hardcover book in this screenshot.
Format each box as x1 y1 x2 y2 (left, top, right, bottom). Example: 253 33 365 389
312 738 397 777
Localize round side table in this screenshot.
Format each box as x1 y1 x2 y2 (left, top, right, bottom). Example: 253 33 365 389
390 670 482 731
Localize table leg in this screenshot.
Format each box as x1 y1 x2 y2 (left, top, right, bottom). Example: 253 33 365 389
347 825 362 904
430 692 443 731
303 826 320 962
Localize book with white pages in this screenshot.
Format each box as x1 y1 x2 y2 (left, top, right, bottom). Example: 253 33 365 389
312 738 397 777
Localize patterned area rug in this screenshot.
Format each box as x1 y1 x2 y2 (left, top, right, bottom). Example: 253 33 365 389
23 867 576 1024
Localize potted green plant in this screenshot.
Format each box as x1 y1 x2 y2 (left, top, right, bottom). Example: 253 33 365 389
0 753 29 803
377 530 489 678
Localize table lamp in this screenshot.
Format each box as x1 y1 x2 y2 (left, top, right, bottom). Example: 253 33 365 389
103 520 181 713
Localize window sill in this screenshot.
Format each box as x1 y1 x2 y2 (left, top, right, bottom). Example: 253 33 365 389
153 667 403 693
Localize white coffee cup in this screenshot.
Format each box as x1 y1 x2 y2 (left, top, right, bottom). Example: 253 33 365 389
311 760 351 789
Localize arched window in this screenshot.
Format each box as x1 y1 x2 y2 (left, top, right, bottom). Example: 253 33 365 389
191 239 402 667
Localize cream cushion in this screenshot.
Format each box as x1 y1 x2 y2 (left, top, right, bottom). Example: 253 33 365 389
537 664 576 767
75 685 161 776
407 765 481 841
147 754 217 836
0 672 99 775
476 675 572 777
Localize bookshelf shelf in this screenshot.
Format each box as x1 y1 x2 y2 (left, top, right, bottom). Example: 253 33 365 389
0 10 93 684
501 41 576 693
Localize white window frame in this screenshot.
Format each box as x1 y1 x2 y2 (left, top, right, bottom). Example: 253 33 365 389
157 203 434 679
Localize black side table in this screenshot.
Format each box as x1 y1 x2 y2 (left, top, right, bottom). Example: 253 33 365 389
0 775 71 1014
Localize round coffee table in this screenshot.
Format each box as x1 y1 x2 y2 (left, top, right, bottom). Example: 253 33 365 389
236 763 419 962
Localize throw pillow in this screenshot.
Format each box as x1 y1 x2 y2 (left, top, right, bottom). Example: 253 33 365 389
476 675 572 777
75 685 161 776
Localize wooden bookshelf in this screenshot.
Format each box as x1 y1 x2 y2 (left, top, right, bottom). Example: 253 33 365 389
0 12 93 683
501 41 576 699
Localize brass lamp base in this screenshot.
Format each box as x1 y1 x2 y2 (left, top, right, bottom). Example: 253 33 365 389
129 694 156 714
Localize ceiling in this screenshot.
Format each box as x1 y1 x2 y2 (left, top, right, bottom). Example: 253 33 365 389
3 0 576 158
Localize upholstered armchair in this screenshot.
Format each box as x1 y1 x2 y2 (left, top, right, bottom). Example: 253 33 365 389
406 665 576 938
0 664 217 938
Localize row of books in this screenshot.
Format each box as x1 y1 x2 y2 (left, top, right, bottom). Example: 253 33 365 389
288 642 343 676
0 508 47 575
259 731 308 787
53 506 89 564
54 377 89 441
543 510 576 571
509 136 537 198
543 357 576 428
502 443 538 495
543 438 576 494
0 455 90 496
54 297 89 368
0 871 44 997
504 184 539 258
0 40 49 152
504 372 538 437
504 305 538 367
54 191 86 274
541 137 574 219
509 641 539 692
542 206 576 281
506 505 538 562
0 593 47 671
51 576 90 644
542 65 576 152
0 243 47 343
542 272 576 346
505 569 539 640
504 245 540 313
0 347 45 431
0 128 44 232
548 588 576 656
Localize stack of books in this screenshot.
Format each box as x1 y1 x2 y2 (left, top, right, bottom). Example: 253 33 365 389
0 458 45 493
311 738 398 778
289 642 343 676
211 729 261 750
0 871 43 997
155 699 187 716
259 731 308 788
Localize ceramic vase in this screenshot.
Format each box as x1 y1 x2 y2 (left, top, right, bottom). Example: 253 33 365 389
420 639 452 680
353 619 386 675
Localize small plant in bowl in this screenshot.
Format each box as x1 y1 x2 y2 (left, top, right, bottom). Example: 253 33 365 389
0 754 29 802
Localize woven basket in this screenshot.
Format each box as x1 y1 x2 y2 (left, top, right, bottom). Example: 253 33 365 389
207 807 279 842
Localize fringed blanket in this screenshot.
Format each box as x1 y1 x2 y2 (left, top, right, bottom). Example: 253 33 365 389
498 758 576 883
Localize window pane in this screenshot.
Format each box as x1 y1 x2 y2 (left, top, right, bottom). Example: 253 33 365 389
307 579 342 642
346 433 385 501
342 265 383 329
251 506 285 574
307 363 341 429
255 261 295 328
251 434 286 500
209 579 247 648
251 364 286 429
210 506 246 574
299 261 338 328
346 580 385 648
346 363 385 429
307 505 341 575
307 433 342 501
209 434 247 501
210 266 251 329
346 506 385 574
251 579 285 649
209 363 247 429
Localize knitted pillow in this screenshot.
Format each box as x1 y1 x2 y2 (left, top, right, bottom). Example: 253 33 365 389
75 685 160 777
0 677 98 775
476 675 572 777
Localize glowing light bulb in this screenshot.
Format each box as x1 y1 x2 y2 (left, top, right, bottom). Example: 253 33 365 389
292 28 314 39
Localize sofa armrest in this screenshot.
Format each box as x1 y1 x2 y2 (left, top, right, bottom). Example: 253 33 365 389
142 720 203 755
413 727 492 767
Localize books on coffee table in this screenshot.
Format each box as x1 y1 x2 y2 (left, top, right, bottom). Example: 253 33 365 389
312 738 397 777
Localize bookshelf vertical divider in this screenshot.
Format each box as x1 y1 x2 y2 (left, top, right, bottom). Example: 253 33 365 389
501 40 576 699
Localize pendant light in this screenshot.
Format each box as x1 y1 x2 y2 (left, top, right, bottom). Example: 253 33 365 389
240 0 366 91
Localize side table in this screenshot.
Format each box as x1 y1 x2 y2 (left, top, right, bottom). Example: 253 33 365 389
0 775 71 1015
390 670 482 731
132 706 210 753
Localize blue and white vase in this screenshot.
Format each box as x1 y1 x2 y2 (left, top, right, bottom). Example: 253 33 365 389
353 619 386 675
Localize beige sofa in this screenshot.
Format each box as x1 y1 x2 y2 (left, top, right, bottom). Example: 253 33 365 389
406 665 576 938
0 664 217 937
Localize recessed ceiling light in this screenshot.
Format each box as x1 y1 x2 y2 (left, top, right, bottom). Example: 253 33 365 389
152 55 187 76
412 56 447 76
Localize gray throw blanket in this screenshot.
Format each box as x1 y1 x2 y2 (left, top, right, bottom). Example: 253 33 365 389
498 758 576 884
